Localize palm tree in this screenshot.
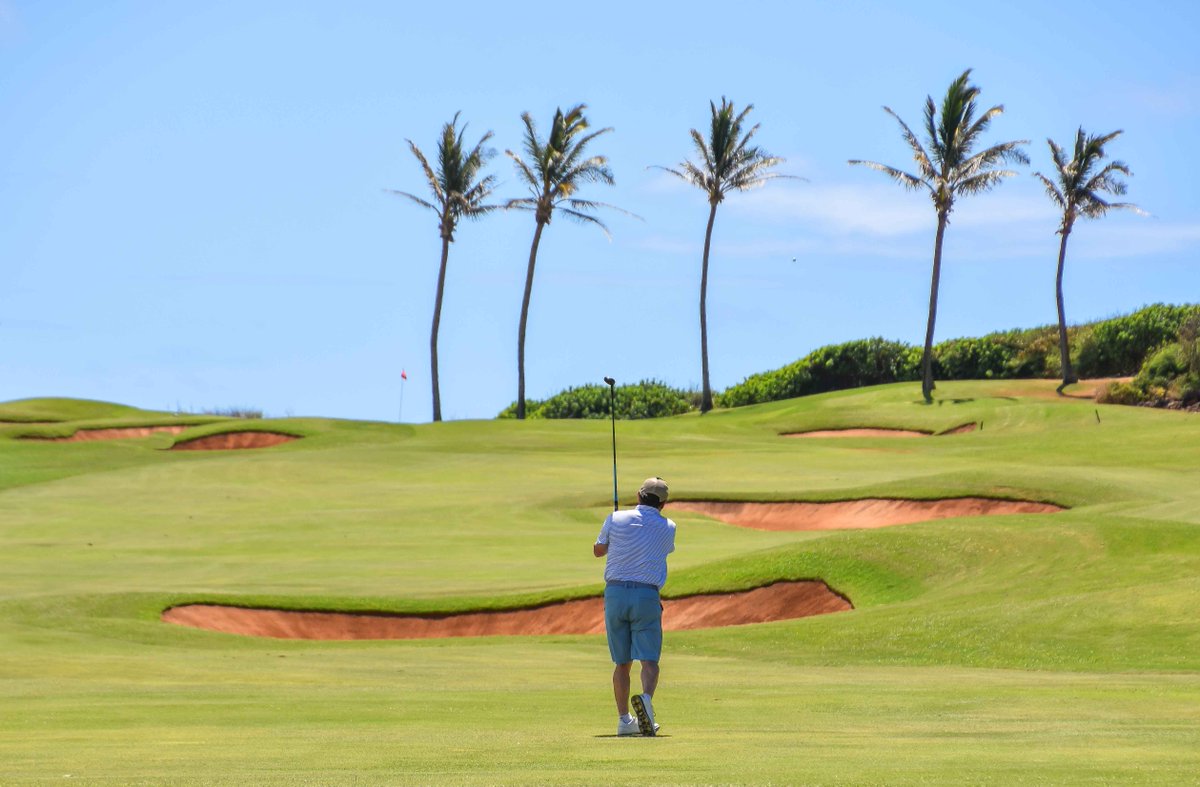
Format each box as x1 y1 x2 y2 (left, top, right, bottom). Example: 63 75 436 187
850 69 1028 402
388 113 497 422
506 104 618 419
656 97 788 413
1034 128 1141 393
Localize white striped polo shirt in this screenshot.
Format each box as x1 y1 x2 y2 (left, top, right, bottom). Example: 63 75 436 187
596 504 677 588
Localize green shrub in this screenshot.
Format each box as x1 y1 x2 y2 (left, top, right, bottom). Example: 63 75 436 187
1174 373 1200 406
1134 343 1186 390
1179 314 1200 376
718 338 919 408
717 358 816 408
934 336 1014 379
496 399 544 419
1096 381 1147 406
1076 304 1200 377
499 304 1200 416
497 380 694 420
1006 325 1068 378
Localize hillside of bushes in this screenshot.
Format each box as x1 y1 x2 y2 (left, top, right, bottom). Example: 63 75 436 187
498 303 1200 418
497 379 698 420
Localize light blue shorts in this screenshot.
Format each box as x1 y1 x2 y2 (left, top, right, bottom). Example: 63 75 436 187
604 583 663 664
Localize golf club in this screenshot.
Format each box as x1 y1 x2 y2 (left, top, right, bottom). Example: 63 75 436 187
604 376 618 511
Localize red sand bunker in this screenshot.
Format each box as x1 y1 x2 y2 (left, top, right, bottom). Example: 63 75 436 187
25 425 188 442
784 423 977 438
161 581 850 640
668 497 1062 531
170 432 298 450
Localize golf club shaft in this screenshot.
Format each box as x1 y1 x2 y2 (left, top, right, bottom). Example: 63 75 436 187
606 377 618 511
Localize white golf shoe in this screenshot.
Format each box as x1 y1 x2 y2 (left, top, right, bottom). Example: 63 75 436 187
630 693 656 736
617 716 641 736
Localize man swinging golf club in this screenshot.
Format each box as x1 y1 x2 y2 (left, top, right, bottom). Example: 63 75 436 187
594 476 676 736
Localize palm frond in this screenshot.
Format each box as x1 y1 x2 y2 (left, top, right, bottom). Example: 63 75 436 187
958 139 1030 182
724 156 788 192
557 207 612 239
1084 160 1132 195
560 154 615 188
688 128 714 173
405 140 444 204
956 169 1019 196
459 203 502 220
936 70 980 167
552 127 609 185
564 198 642 221
462 172 498 201
505 149 540 193
849 160 928 192
384 189 438 212
1032 172 1066 210
1095 201 1148 217
884 106 937 181
922 96 942 166
503 197 538 211
957 104 1004 155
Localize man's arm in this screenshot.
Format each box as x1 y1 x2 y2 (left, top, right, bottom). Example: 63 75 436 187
594 515 612 558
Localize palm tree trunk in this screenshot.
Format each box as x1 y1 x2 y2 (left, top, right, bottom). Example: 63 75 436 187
921 211 949 403
516 221 546 420
429 235 451 422
699 201 719 413
1054 228 1077 394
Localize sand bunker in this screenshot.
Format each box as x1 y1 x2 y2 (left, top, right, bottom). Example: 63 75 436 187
23 425 188 442
161 581 850 640
668 497 1062 531
786 428 929 438
170 432 298 450
784 423 977 438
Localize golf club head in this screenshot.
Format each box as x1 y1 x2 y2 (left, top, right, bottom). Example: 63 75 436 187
603 376 615 386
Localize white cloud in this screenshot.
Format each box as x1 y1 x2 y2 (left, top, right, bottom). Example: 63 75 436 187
950 191 1056 229
1070 219 1200 259
635 178 1200 264
731 182 932 237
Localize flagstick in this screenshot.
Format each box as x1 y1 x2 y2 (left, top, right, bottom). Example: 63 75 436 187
398 373 406 423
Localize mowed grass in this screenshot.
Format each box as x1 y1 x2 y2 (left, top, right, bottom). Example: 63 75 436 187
1 381 1199 785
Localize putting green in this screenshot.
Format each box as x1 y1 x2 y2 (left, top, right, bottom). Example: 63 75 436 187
1 380 1198 784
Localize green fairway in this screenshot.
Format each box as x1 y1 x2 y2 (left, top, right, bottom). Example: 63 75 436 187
2 381 1198 784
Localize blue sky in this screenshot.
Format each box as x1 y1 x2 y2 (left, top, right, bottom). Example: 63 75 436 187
3 1 1198 422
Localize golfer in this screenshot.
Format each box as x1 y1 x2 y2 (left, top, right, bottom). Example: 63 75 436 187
594 476 676 736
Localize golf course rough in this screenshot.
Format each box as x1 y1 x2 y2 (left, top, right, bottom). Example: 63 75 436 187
161 580 851 639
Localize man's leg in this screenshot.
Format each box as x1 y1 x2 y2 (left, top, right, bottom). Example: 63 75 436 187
612 662 632 715
638 659 659 698
628 591 664 735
